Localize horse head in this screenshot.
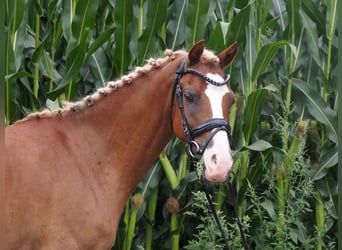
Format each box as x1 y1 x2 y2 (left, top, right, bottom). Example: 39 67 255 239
171 40 238 182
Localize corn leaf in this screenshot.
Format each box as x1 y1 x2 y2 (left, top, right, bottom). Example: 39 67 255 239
61 0 73 39
226 4 250 45
301 0 325 35
251 40 288 82
242 89 268 143
7 0 25 32
113 0 133 75
316 171 338 219
88 25 116 56
312 146 338 181
72 0 99 44
5 26 17 125
137 0 168 64
300 9 321 68
47 29 90 99
293 78 337 143
166 0 186 50
207 22 227 53
185 0 212 47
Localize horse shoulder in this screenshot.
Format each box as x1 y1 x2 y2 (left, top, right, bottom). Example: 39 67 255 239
4 122 118 249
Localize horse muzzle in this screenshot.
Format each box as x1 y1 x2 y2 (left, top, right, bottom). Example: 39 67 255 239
202 130 233 182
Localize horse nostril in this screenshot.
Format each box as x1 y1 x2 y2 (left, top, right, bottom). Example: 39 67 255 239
211 154 217 164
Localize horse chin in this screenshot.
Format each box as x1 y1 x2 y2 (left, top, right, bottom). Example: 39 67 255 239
202 131 233 183
204 168 230 183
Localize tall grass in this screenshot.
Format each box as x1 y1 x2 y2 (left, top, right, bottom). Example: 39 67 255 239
5 0 338 249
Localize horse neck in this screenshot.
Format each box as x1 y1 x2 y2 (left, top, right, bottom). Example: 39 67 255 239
64 57 183 193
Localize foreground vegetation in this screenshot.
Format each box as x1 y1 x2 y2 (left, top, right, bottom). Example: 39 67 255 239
5 0 338 249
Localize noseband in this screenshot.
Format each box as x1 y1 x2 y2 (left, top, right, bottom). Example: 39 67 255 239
170 59 232 159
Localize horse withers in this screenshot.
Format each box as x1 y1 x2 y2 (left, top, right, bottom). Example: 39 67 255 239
4 40 237 249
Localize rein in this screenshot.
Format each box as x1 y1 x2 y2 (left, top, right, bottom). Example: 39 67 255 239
170 58 249 250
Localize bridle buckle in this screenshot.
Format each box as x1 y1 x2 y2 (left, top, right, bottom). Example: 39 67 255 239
186 140 202 158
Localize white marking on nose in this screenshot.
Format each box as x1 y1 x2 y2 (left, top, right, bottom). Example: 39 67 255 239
203 73 233 182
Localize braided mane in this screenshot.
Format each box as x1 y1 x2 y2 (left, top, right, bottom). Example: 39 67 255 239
17 49 219 123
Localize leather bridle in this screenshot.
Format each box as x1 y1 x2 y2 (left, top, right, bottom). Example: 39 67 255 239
170 58 232 160
170 58 249 250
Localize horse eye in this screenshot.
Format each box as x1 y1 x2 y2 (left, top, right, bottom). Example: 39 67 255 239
184 92 194 103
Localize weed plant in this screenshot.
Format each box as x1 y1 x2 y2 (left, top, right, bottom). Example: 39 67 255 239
184 190 250 250
242 114 336 250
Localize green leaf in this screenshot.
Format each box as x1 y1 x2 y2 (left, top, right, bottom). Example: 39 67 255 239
7 0 26 32
138 162 163 199
242 89 268 143
299 9 321 68
301 0 325 35
285 0 301 37
174 172 198 199
72 0 99 43
87 25 116 56
311 146 338 181
316 172 338 219
5 78 17 126
254 0 273 29
61 0 73 39
32 0 44 16
13 13 27 71
261 200 276 221
166 0 186 49
47 0 60 22
246 140 273 151
113 0 134 75
207 22 228 53
293 78 337 143
47 29 90 99
137 0 168 64
185 0 212 47
325 0 337 40
89 53 107 87
270 0 286 31
5 31 17 125
31 35 48 64
5 71 34 81
251 40 288 82
226 4 250 45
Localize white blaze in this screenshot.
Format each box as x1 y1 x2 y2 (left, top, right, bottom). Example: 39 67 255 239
203 73 233 182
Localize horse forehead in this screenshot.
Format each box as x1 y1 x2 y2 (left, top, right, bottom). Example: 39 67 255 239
204 73 230 118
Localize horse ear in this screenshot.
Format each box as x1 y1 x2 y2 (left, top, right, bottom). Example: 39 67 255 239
188 40 205 66
218 42 238 68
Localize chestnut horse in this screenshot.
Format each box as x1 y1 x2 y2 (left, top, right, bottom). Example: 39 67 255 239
4 40 237 249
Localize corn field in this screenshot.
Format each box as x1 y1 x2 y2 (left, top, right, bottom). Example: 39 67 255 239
5 0 338 249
